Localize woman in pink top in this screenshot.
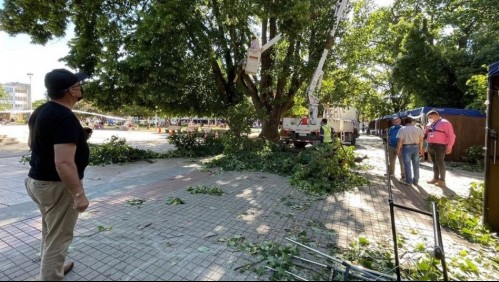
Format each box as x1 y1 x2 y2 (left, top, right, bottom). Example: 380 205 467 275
425 110 456 187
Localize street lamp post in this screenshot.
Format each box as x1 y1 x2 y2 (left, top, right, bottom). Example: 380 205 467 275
27 73 33 110
155 106 158 129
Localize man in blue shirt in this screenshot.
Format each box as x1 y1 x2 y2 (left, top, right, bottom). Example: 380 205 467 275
387 117 405 179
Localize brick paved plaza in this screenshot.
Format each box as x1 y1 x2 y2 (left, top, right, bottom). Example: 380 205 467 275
0 125 487 281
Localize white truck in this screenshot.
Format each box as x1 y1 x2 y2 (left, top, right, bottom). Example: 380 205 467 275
281 116 321 148
324 106 359 145
280 106 359 148
279 0 356 148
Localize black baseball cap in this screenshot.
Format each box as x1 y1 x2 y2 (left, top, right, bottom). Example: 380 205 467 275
45 69 88 97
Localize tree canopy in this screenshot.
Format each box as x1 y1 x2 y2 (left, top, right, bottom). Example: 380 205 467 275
1 0 497 133
2 0 349 139
335 0 499 118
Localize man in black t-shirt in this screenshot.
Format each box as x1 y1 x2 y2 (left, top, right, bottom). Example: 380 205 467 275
26 69 89 281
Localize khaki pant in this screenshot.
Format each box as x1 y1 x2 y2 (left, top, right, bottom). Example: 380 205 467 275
25 178 78 281
388 146 405 178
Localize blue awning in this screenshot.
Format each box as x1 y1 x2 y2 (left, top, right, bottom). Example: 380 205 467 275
489 61 499 77
378 107 485 120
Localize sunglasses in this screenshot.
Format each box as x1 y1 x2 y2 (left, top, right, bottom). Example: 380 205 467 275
70 83 85 93
65 83 86 101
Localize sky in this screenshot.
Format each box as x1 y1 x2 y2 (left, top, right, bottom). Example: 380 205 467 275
0 0 394 102
0 32 74 102
0 0 75 102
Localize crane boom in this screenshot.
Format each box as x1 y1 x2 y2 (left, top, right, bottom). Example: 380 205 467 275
280 0 358 148
306 0 349 124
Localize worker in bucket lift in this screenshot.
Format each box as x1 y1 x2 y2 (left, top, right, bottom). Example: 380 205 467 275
250 36 260 51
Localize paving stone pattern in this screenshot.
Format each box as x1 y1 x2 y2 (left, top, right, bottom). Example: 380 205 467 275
0 168 480 281
0 127 488 281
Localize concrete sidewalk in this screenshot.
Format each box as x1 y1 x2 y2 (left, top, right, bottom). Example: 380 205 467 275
0 129 489 281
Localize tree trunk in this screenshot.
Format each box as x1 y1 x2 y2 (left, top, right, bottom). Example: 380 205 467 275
259 119 280 141
259 107 283 141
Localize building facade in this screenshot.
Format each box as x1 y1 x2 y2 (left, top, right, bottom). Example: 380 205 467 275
0 82 32 110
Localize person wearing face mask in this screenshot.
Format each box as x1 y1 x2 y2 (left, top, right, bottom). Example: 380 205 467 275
26 69 90 280
424 110 456 188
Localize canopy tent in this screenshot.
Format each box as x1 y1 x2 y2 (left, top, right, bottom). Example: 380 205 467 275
489 61 499 77
379 107 485 121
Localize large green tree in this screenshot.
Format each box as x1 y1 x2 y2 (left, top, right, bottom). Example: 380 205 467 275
336 2 435 115
368 0 499 110
314 0 414 120
312 0 499 122
6 0 493 128
1 0 348 140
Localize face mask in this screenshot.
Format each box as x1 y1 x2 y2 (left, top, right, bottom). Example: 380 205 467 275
428 118 434 124
70 85 84 101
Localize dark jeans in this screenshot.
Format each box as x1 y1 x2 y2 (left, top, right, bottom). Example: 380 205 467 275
428 143 447 181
